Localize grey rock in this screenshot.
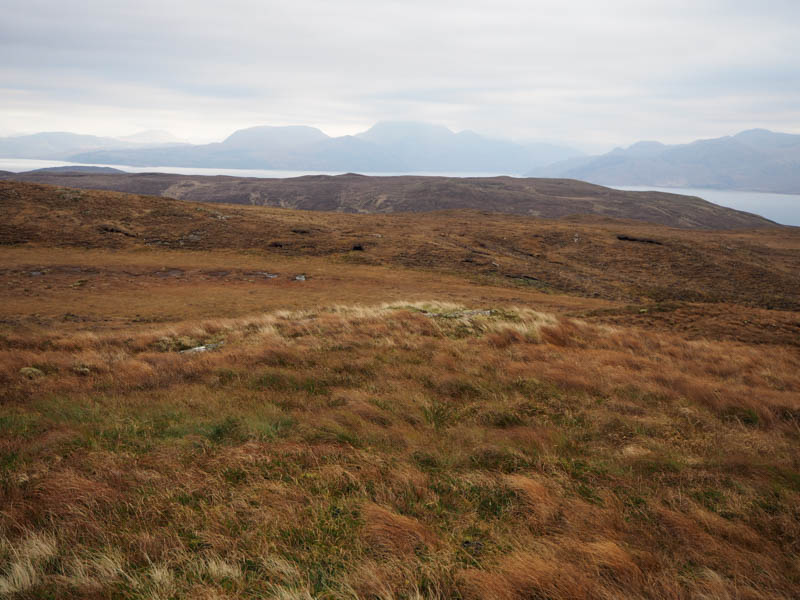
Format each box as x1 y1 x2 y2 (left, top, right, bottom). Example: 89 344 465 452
180 341 224 354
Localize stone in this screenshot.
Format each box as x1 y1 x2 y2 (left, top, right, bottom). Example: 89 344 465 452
20 367 45 379
180 341 224 354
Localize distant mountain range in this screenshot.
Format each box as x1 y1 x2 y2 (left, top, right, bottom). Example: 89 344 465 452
0 131 188 160
530 129 800 194
3 125 799 193
116 130 187 145
0 122 582 173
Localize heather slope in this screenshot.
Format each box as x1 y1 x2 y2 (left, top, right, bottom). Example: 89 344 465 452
1 304 798 599
1 181 799 310
0 172 777 229
1 181 799 599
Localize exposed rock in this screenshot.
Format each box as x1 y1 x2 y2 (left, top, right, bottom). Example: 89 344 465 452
506 274 540 282
180 341 224 354
20 366 45 379
99 225 136 237
154 269 185 278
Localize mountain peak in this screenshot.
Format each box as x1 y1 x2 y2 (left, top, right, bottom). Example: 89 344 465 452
119 130 185 145
618 141 668 157
734 128 775 137
357 121 455 143
535 129 800 193
222 125 330 149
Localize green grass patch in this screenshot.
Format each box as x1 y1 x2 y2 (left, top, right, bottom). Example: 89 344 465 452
467 483 519 519
422 399 458 430
251 371 331 396
721 406 760 426
469 446 533 473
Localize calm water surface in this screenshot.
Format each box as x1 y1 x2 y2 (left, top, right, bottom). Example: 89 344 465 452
615 185 800 226
0 158 511 180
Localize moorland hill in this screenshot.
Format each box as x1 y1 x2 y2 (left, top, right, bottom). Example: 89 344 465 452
2 180 799 321
1 180 799 598
0 171 776 230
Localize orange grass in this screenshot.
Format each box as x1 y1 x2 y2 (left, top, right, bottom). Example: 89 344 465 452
1 303 799 598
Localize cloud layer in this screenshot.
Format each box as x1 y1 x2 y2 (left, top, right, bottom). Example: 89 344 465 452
2 0 798 150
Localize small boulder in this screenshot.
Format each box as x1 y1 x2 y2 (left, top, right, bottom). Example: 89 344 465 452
180 341 224 354
20 367 45 379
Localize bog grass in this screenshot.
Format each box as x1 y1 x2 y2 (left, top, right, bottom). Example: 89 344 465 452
1 303 799 598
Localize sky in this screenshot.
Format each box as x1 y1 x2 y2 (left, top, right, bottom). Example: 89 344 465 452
1 0 799 152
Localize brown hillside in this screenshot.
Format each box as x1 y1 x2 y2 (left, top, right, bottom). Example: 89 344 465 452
0 170 777 229
1 181 798 314
1 180 799 598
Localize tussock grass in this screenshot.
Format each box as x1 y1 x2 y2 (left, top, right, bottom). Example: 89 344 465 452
1 303 799 598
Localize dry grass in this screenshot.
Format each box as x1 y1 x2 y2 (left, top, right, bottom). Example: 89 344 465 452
1 181 799 598
1 301 799 598
3 180 800 314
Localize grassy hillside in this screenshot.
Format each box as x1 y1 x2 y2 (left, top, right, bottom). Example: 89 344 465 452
2 304 799 599
0 172 778 229
2 182 798 312
1 181 799 598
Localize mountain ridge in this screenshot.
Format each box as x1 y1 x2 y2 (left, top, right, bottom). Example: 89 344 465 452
0 170 777 230
0 121 582 173
0 131 188 160
532 129 800 193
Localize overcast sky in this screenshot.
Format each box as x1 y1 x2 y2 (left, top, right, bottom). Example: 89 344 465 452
1 0 798 151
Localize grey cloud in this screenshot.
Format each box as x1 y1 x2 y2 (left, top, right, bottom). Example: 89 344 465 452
1 0 798 148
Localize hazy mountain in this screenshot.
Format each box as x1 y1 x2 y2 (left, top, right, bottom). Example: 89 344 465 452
531 129 800 193
221 125 328 150
66 122 582 173
0 130 189 160
70 125 337 169
0 132 137 159
117 130 187 144
27 165 126 174
356 121 580 172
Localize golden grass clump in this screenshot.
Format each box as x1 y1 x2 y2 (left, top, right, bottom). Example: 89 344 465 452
363 503 438 557
0 532 58 596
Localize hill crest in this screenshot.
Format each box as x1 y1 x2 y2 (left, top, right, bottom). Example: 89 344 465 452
0 171 776 230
